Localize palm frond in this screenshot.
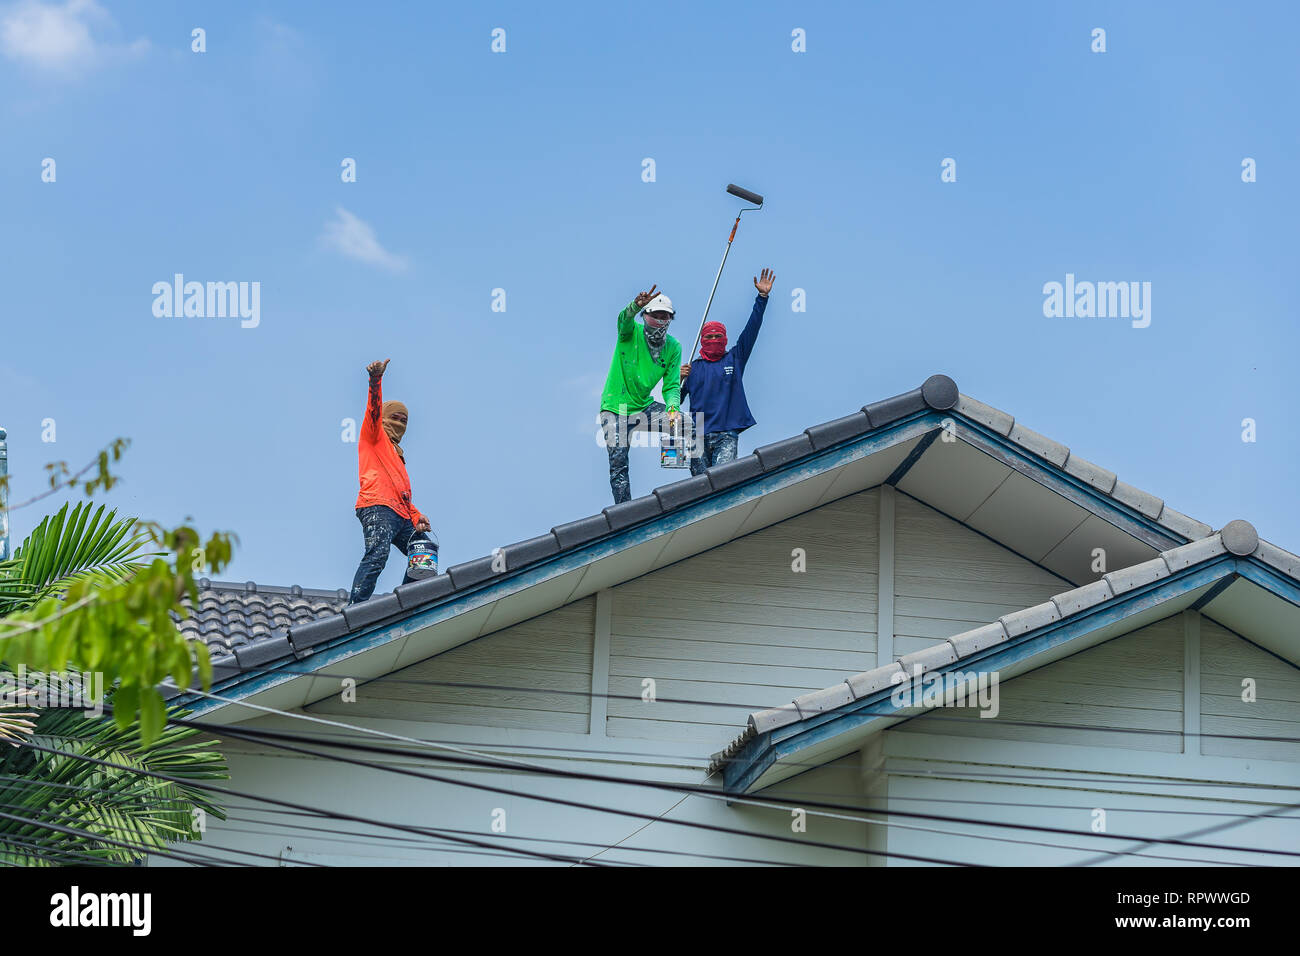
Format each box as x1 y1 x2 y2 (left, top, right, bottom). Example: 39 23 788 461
0 503 157 615
0 705 228 865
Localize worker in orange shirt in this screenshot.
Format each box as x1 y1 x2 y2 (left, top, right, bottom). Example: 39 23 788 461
348 358 437 604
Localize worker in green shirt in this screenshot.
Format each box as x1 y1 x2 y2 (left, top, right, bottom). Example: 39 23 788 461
599 284 682 504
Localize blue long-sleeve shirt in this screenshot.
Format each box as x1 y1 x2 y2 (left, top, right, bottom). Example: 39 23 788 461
681 293 768 435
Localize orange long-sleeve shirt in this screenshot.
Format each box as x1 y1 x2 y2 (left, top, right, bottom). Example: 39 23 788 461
355 375 426 527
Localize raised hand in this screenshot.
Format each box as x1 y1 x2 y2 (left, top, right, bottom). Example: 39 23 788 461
754 268 775 297
634 285 659 309
367 359 390 379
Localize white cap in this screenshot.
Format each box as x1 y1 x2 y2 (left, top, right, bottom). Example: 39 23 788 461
642 293 675 315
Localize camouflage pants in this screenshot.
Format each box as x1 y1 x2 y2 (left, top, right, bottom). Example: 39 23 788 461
349 505 436 605
688 429 740 477
600 401 668 504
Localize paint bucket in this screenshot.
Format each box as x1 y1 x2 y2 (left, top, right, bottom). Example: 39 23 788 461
406 534 439 579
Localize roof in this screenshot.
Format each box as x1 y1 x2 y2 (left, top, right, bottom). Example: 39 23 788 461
175 581 348 656
162 374 1300 723
709 520 1300 791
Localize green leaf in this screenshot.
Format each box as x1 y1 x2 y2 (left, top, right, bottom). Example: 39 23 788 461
137 688 164 745
111 684 138 732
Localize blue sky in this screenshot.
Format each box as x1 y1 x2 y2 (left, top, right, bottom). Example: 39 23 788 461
2 1 1296 594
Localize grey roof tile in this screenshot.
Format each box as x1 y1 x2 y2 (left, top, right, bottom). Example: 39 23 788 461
863 388 925 427
898 640 959 675
209 655 240 683
1161 535 1226 573
1051 578 1114 617
1255 539 1300 579
653 474 713 511
551 514 611 550
233 635 293 670
753 434 814 471
288 614 349 653
1006 421 1070 467
501 533 561 569
705 454 762 491
1111 480 1164 520
341 592 402 630
748 703 802 735
805 411 872 451
793 682 855 718
176 580 348 663
1063 453 1118 494
603 495 664 531
447 556 499 590
846 661 904 700
920 374 959 410
1159 506 1213 541
949 621 1010 658
1000 601 1060 638
1220 520 1259 557
1103 556 1171 595
395 574 454 609
954 394 1014 436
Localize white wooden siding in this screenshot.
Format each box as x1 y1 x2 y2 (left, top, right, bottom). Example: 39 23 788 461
892 491 1067 658
893 614 1186 752
1200 616 1300 763
607 489 880 746
308 597 595 732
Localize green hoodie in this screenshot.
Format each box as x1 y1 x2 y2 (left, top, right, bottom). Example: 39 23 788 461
600 299 682 415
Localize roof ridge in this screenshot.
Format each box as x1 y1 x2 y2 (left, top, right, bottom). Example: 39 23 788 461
194 579 351 601
709 520 1276 775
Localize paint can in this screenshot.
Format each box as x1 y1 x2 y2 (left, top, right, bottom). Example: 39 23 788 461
406 533 439 579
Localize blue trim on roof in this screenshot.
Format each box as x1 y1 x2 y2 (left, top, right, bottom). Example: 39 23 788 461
180 404 1236 717
1236 559 1300 609
724 555 1240 794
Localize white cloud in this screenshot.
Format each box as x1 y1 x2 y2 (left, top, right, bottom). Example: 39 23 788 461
0 0 146 73
321 207 409 273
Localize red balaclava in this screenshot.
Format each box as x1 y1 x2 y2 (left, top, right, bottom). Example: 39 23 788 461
699 321 728 362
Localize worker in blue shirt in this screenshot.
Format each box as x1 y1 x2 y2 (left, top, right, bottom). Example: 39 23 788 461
679 268 774 475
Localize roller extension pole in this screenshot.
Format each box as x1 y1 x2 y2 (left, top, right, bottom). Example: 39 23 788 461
664 185 764 468
687 184 764 366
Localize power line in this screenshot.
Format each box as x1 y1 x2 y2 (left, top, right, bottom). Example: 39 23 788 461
13 737 620 868
159 712 970 866
165 708 1300 864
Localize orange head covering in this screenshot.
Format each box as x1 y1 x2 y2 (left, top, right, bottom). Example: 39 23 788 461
382 400 408 460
